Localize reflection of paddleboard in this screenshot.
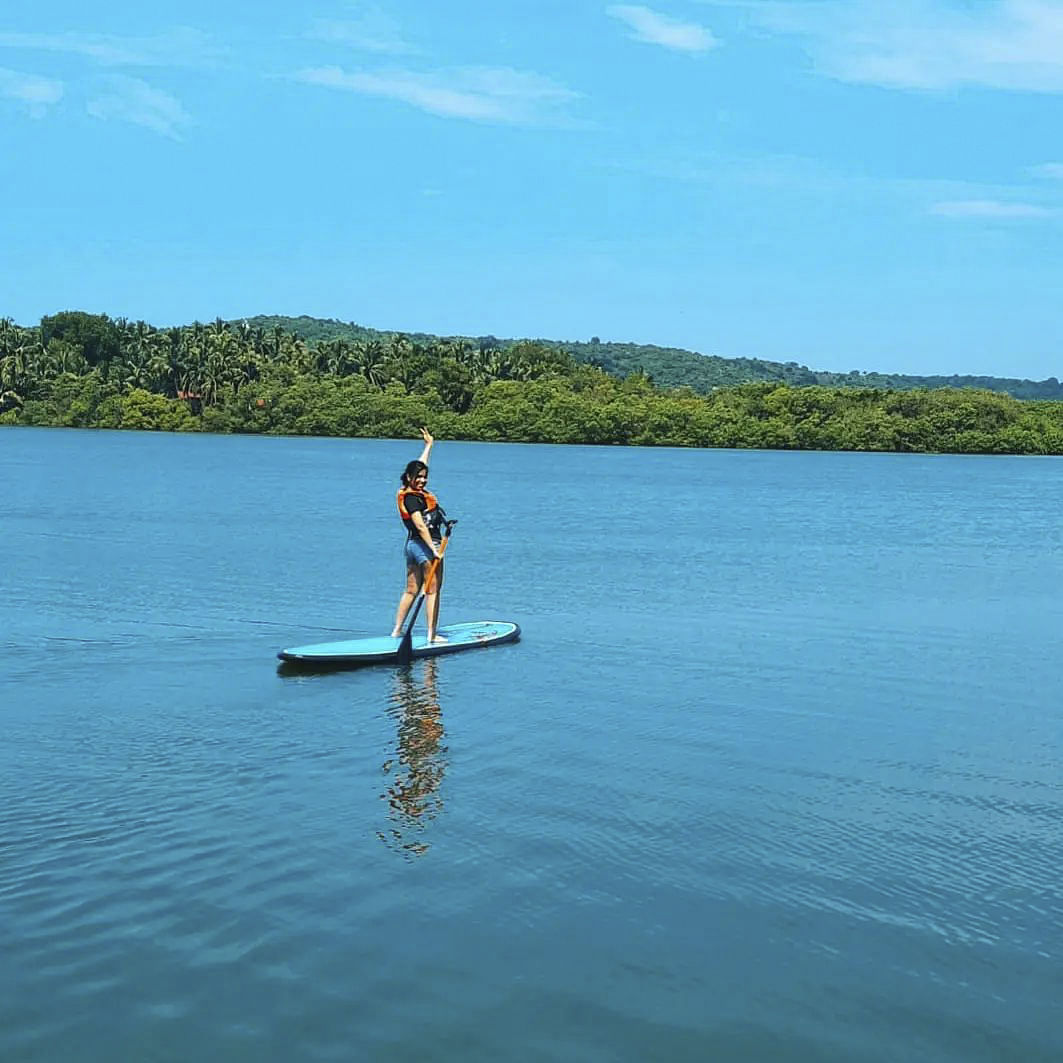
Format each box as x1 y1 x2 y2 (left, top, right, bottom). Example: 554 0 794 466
278 620 520 669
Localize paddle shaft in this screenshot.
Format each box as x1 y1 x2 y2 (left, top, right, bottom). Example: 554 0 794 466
397 523 455 664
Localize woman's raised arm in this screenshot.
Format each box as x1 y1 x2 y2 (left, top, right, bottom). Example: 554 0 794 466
417 426 435 465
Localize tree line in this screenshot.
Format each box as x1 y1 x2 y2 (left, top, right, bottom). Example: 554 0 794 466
244 313 1063 399
3 311 1063 454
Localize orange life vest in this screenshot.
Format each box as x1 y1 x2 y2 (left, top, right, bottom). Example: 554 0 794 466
397 486 444 540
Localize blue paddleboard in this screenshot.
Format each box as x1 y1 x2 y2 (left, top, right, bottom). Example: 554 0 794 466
278 620 520 668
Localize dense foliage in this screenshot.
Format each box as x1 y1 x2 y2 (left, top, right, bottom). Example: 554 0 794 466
244 314 1063 400
4 312 1063 454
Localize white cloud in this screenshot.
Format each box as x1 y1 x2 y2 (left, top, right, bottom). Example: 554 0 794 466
307 13 415 55
0 66 63 116
0 28 226 68
930 199 1055 217
1030 162 1063 178
86 75 192 139
295 65 579 124
717 0 1063 92
618 147 1063 223
608 5 718 53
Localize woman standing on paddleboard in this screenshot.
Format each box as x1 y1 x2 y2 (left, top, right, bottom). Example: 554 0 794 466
390 428 449 644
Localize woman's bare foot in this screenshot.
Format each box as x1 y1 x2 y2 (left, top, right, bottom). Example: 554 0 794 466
428 634 449 644
389 630 402 638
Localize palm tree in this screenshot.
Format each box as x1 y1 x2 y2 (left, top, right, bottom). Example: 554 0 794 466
118 348 155 392
357 339 386 388
0 345 29 411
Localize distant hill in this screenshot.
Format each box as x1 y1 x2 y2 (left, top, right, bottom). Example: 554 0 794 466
240 315 1063 400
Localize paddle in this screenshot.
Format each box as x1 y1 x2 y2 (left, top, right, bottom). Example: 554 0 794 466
396 520 457 665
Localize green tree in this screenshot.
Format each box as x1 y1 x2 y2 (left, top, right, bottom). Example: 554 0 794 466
40 311 122 367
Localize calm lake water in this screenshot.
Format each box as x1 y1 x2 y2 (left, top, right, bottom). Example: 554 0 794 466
2 427 1061 1062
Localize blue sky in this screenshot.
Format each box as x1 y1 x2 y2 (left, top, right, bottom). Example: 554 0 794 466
2 1 1061 378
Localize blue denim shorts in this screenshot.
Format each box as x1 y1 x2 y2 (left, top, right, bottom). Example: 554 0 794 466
405 537 437 566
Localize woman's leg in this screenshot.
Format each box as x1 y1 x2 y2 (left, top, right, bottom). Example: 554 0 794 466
390 562 423 637
426 559 445 642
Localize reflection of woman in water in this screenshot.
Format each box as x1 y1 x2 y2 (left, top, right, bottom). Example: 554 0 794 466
379 657 447 856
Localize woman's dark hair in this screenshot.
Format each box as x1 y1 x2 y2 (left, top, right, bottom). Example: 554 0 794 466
401 460 428 486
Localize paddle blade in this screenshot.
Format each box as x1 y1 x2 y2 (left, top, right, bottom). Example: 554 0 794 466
397 590 426 665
